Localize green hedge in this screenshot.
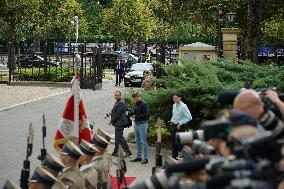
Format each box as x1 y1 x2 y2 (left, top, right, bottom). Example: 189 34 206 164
125 60 284 131
14 67 107 82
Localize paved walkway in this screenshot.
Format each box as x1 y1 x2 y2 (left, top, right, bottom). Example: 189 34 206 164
109 143 171 186
0 77 170 186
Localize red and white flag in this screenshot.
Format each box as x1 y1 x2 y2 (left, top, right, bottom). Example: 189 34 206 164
54 75 92 150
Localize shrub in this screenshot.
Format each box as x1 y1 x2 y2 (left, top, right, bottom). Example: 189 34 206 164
126 60 284 132
14 67 110 82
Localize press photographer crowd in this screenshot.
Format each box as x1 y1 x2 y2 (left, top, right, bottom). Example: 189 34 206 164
3 82 284 189
130 88 284 189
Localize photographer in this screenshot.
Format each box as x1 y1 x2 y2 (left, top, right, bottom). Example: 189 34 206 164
170 93 192 159
233 89 284 139
266 90 284 120
109 91 132 157
130 92 149 164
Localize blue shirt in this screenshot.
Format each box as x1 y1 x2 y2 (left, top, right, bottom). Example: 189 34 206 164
171 101 192 125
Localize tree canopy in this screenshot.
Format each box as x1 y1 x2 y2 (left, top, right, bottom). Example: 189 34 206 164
0 0 283 63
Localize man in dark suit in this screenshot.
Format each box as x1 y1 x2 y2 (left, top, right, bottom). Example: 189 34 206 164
115 57 124 86
109 90 132 157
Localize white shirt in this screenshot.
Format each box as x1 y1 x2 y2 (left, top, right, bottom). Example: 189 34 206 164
171 101 192 125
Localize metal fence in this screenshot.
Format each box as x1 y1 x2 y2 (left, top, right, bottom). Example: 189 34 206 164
4 43 110 89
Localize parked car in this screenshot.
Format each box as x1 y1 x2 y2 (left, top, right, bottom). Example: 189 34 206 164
16 54 61 68
124 63 153 87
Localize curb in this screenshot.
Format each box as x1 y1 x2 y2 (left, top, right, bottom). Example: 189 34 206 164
9 81 71 88
0 90 69 112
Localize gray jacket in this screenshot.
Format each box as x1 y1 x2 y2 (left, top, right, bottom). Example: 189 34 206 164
111 99 127 127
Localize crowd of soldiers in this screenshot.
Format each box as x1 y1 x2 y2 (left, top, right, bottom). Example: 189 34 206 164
3 128 114 189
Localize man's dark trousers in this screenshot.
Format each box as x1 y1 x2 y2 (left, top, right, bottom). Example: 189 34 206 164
111 99 131 153
115 70 122 86
171 124 187 159
114 126 130 153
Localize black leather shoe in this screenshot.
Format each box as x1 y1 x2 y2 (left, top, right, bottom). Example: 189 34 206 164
130 157 142 162
124 152 132 157
141 159 148 164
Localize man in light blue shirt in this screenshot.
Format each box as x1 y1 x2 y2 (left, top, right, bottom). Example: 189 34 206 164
170 93 192 158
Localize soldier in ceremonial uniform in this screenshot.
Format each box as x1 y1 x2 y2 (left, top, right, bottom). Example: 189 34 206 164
55 141 85 189
79 139 100 189
41 152 65 177
97 128 112 143
91 133 112 189
28 166 58 189
3 180 20 189
95 129 113 172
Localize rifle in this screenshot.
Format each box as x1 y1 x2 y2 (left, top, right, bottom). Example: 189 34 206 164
38 114 47 161
20 123 33 189
152 116 163 175
116 145 128 189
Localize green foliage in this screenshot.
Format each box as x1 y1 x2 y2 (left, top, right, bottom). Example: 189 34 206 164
15 67 73 82
78 0 103 40
100 0 161 42
126 60 284 130
0 0 42 42
37 0 88 41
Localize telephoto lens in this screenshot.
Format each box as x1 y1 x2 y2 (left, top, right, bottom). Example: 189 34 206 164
129 171 169 189
175 130 204 145
179 146 194 160
192 140 215 155
241 131 282 164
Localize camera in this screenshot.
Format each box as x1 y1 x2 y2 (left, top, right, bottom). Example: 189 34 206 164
175 130 204 145
259 110 284 139
127 107 135 116
129 170 169 189
192 140 215 155
175 118 231 145
240 131 282 164
218 88 284 118
104 112 111 119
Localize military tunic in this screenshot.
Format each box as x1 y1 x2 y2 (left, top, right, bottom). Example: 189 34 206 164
80 163 99 189
56 166 85 189
92 155 112 189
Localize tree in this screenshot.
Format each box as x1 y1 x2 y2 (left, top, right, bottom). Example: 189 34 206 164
0 0 42 65
37 0 88 41
100 0 157 43
154 0 284 63
261 13 284 47
78 0 103 41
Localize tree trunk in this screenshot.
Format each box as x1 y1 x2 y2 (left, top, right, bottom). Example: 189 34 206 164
242 0 264 63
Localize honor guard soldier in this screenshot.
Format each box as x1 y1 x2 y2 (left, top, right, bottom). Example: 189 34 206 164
42 153 65 177
29 166 58 189
79 139 100 189
2 180 20 189
56 141 85 189
97 128 112 143
95 129 113 171
91 133 112 189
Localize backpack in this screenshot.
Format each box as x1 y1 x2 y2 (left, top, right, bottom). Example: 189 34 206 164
124 112 133 128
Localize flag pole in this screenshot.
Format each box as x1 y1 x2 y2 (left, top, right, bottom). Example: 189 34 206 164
74 74 79 143
74 15 80 143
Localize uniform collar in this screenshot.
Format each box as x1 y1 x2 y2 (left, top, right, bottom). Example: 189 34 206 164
80 163 93 172
92 155 103 162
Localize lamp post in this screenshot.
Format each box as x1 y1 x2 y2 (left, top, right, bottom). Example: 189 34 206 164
227 12 236 27
68 15 71 65
221 11 239 60
216 4 225 58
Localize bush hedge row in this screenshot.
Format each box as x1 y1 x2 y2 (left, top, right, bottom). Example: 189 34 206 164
125 60 284 131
